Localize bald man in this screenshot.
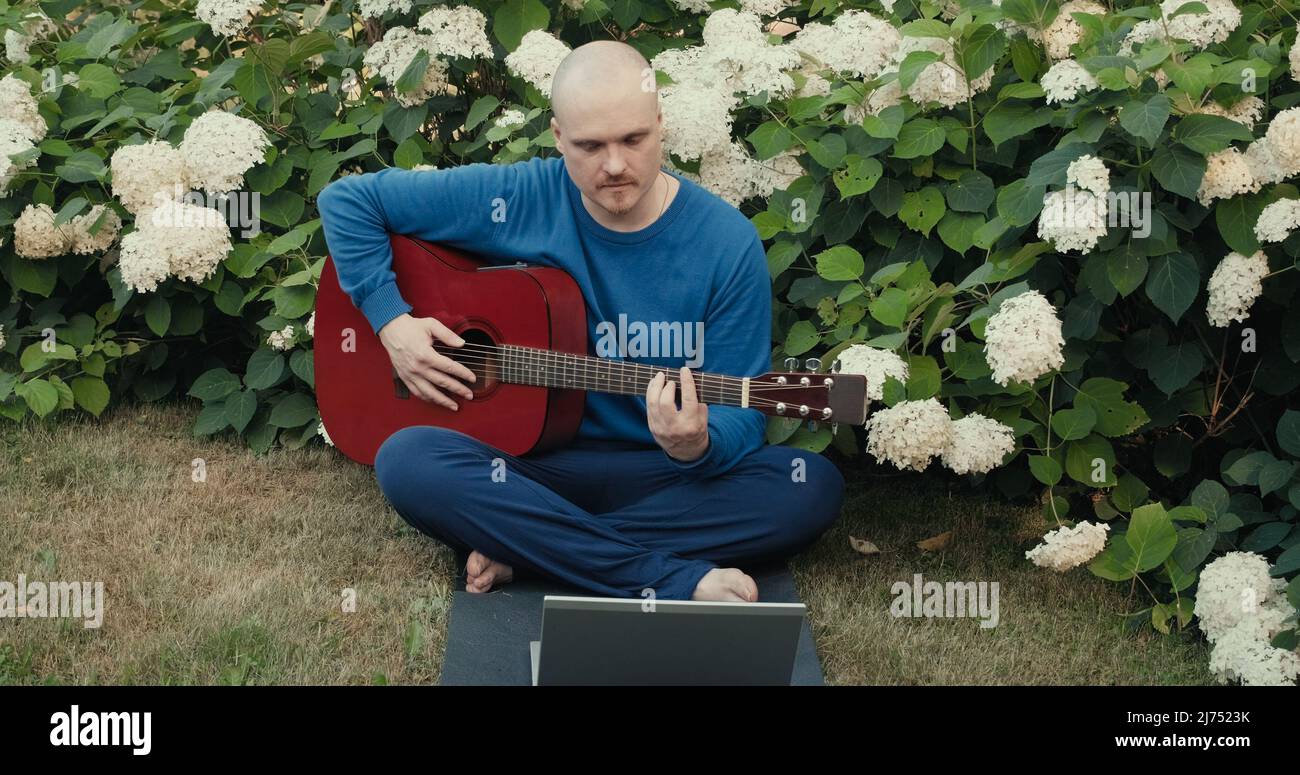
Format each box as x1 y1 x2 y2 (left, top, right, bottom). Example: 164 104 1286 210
318 41 844 603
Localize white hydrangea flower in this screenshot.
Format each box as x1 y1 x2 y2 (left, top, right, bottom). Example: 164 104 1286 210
1205 251 1269 327
194 0 266 37
179 110 273 195
1041 58 1099 103
0 73 48 143
863 79 903 116
14 203 70 258
698 9 801 99
305 311 315 338
1196 148 1260 206
1034 0 1105 60
696 142 803 205
357 0 412 19
887 34 993 108
942 413 1016 475
364 27 453 108
668 0 713 12
794 70 832 99
416 6 494 59
1037 185 1109 254
1207 618 1300 686
737 0 797 14
267 324 295 351
1195 552 1288 641
834 344 909 402
1194 96 1264 129
1242 136 1287 187
1066 155 1109 196
658 79 741 162
118 200 232 293
4 11 57 64
1262 106 1300 179
1292 24 1300 84
1025 521 1110 571
0 118 39 196
1121 0 1241 56
504 30 571 99
1254 198 1300 243
110 140 191 215
864 398 954 472
494 108 527 128
983 290 1066 386
790 10 900 81
317 419 335 447
68 205 122 255
0 323 6 350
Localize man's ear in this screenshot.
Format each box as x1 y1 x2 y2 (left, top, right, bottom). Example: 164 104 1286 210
550 116 561 150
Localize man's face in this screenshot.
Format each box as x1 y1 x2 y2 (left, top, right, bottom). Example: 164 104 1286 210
552 93 664 217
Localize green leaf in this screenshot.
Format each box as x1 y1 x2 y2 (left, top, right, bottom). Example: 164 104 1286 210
188 368 242 401
894 119 946 159
1028 455 1063 485
1119 94 1172 145
1173 114 1254 155
70 376 110 417
77 63 122 99
954 24 1006 84
833 155 882 199
1073 378 1148 437
244 349 286 390
904 354 941 399
869 288 909 328
937 211 983 254
224 389 258 434
290 348 315 388
1065 434 1117 486
1150 144 1206 199
996 179 1047 226
899 187 945 236
1144 251 1199 323
784 321 820 356
1279 411 1300 458
983 102 1052 146
273 285 315 319
1125 503 1178 572
815 245 864 281
1051 406 1096 441
270 392 317 428
1106 243 1148 297
493 0 550 51
945 170 995 213
861 104 904 139
15 378 59 417
144 296 171 337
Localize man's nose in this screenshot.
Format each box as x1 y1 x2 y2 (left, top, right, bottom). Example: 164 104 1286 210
603 147 627 177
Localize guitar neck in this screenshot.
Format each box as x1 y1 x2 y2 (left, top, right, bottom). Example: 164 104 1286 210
498 344 748 407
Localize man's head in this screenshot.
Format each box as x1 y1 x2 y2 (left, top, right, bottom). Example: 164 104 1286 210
550 41 664 218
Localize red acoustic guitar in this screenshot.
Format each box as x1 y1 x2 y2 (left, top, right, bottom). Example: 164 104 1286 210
314 236 870 466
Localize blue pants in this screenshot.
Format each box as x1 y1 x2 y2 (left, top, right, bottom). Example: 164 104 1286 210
373 426 845 600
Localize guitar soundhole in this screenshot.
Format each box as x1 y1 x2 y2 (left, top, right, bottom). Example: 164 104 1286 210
446 327 499 399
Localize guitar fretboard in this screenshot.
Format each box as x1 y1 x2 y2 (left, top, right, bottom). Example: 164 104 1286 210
498 344 747 407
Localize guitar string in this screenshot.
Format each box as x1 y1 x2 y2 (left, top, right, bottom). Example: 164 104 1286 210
388 343 839 411
431 342 836 393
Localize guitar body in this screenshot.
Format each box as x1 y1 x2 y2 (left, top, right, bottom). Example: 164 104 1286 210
315 236 587 466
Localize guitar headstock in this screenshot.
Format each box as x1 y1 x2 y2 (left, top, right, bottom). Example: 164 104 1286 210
749 358 869 426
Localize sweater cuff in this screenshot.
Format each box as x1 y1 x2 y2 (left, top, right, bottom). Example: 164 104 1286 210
361 280 413 336
665 431 717 477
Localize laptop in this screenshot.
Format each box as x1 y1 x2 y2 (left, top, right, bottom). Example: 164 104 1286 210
529 595 806 685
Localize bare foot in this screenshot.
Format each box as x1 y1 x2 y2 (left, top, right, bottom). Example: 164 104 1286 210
465 550 514 593
691 568 758 602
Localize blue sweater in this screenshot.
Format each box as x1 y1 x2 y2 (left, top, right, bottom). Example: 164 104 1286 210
316 156 771 479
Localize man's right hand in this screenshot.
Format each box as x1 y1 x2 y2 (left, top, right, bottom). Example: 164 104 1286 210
378 313 477 411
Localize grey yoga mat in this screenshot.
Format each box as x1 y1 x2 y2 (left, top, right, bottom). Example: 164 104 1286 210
439 559 826 685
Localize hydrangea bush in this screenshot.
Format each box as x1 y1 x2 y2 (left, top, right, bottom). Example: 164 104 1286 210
1 0 1299 681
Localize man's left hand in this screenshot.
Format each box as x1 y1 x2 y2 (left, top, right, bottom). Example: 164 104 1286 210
646 366 710 463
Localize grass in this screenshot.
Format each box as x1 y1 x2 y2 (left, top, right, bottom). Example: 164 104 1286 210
0 399 1214 685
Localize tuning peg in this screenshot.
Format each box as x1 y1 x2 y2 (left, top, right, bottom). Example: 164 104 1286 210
783 357 798 371
831 422 839 435
805 357 822 372
831 358 842 373
807 420 819 432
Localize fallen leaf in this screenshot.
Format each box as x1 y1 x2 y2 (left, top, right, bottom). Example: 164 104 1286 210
848 535 880 556
916 531 951 552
